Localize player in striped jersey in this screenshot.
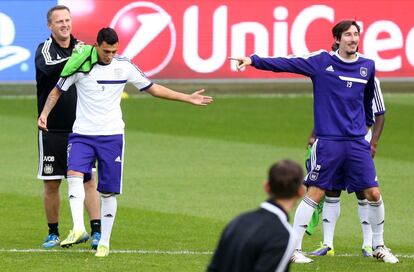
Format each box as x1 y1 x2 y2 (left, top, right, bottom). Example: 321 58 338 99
230 20 398 264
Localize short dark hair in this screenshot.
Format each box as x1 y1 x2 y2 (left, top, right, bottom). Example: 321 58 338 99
268 160 304 199
96 27 119 45
47 5 70 23
332 20 360 41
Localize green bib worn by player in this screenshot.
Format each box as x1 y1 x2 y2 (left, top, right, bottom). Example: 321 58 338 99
304 145 324 236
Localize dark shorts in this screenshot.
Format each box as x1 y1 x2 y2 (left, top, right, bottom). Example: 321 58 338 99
304 138 378 193
37 130 69 180
68 133 124 194
37 130 93 181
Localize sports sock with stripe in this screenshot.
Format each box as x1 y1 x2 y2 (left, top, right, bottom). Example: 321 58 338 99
322 196 340 248
368 196 385 248
100 194 117 248
358 199 372 248
293 196 318 250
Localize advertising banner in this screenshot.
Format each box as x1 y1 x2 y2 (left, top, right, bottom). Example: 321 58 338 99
0 0 413 81
68 0 414 79
0 0 56 81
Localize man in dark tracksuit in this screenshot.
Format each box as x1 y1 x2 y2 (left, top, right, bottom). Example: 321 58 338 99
35 5 100 249
208 160 305 272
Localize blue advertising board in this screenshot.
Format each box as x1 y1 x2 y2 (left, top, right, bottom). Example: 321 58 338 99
0 0 57 81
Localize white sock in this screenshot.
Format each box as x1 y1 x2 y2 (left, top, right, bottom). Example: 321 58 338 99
67 176 86 231
322 197 340 248
100 194 117 248
293 196 318 250
368 196 385 249
358 199 372 248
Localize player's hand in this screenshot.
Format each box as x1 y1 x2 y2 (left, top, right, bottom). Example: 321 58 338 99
228 57 252 71
370 143 377 158
73 41 85 53
188 89 213 106
307 136 316 147
307 129 316 147
38 115 48 131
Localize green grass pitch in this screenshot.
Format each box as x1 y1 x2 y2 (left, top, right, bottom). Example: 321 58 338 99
0 91 413 271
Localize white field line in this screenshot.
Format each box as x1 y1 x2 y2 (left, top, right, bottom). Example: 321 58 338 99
0 248 413 258
0 248 212 255
334 253 414 259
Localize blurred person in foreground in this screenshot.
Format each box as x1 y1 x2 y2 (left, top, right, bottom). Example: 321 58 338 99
208 159 305 272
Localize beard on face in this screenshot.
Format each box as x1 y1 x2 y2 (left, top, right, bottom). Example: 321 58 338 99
345 42 358 55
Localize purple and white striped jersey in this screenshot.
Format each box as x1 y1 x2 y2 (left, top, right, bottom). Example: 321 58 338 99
251 50 376 140
373 77 385 116
365 77 385 142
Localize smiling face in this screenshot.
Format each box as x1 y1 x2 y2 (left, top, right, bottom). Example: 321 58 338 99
48 9 72 47
336 24 360 59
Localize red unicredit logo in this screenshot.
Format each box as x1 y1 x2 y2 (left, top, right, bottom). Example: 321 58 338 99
110 1 176 77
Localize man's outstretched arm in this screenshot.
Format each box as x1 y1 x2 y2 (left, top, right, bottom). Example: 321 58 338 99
145 84 213 106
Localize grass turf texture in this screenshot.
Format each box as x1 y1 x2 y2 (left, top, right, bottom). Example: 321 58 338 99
0 92 413 271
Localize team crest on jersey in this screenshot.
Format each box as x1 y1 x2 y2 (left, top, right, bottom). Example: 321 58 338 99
114 68 123 78
44 164 53 174
360 67 368 77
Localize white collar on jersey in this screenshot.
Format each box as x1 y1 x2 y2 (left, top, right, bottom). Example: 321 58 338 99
334 50 360 63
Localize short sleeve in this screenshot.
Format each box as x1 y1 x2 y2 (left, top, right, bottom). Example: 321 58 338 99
126 61 153 91
56 73 78 92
